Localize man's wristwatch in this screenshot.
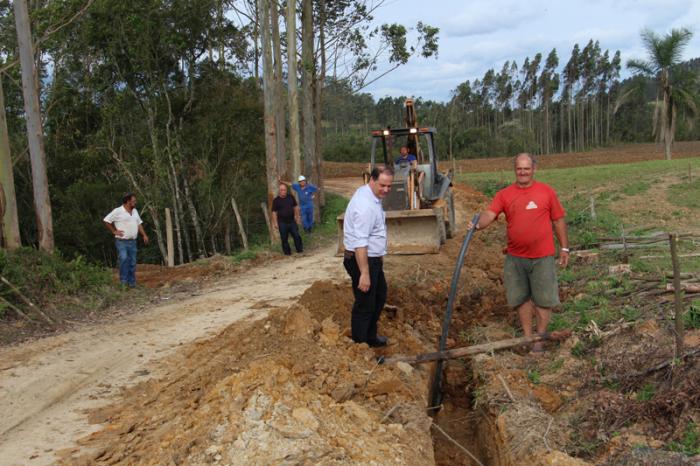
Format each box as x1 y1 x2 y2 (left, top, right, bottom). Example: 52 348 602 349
561 248 570 253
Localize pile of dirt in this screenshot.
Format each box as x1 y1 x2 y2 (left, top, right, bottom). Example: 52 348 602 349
135 253 276 289
59 281 439 465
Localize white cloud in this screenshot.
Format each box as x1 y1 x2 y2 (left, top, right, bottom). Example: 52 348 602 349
361 0 700 102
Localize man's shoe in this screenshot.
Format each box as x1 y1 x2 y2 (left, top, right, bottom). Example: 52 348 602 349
368 336 388 347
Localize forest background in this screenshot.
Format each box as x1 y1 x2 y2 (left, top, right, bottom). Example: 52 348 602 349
0 0 698 268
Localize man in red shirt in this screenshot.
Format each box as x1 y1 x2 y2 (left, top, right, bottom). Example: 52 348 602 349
469 153 569 354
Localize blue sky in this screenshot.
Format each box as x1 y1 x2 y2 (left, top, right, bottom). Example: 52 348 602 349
362 0 700 102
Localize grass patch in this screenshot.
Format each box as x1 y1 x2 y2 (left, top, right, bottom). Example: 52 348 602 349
620 180 651 196
684 302 700 330
668 179 700 209
230 248 259 264
527 369 541 384
635 382 656 401
667 422 700 456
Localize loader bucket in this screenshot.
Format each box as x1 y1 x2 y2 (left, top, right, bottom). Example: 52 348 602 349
337 208 443 255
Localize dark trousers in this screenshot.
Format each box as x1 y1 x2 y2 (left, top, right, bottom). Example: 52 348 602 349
343 255 387 343
279 222 303 255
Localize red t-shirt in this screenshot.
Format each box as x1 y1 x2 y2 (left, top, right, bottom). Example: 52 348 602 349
488 181 565 258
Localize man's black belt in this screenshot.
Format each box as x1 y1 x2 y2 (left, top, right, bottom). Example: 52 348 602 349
344 250 382 262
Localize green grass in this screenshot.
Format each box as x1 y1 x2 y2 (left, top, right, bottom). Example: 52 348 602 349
667 422 700 456
527 368 541 384
684 301 700 330
668 179 700 209
635 382 656 401
620 180 651 196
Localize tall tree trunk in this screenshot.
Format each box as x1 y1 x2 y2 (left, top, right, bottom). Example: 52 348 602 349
14 0 54 252
301 0 315 183
0 75 21 249
253 0 260 81
181 173 206 257
260 0 279 205
270 0 286 177
286 0 301 181
217 0 225 70
313 0 326 211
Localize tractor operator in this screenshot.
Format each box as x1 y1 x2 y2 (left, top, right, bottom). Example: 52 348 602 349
342 166 394 347
468 153 569 355
395 146 417 165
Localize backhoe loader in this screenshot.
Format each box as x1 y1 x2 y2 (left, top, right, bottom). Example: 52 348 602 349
337 99 455 254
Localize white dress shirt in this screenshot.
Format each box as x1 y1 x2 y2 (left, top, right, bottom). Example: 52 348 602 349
103 206 143 240
343 184 387 257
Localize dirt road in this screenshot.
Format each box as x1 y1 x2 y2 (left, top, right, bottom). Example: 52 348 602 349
0 246 343 466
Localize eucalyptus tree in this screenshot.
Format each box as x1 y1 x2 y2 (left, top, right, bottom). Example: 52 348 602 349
627 27 696 160
0 73 20 249
14 0 54 252
539 49 559 154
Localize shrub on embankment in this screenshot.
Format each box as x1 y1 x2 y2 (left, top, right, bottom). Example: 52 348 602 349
0 247 112 320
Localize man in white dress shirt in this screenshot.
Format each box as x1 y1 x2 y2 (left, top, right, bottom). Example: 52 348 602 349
103 193 149 288
343 167 393 347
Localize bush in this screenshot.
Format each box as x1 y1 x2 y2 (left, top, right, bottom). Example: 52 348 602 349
0 248 111 307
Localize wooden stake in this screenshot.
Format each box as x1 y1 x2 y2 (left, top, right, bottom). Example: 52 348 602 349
669 233 684 359
0 275 52 324
382 330 572 365
165 208 174 267
231 197 249 251
589 196 596 220
261 202 274 245
0 295 33 322
689 164 692 184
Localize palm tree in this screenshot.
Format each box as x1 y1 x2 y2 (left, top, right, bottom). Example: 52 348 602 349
627 28 696 160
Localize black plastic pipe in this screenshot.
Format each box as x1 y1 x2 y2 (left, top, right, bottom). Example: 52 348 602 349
429 213 480 411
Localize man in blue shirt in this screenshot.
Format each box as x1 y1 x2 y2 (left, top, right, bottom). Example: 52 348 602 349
291 175 319 233
395 146 417 165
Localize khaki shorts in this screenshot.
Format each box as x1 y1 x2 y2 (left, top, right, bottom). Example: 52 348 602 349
503 255 560 308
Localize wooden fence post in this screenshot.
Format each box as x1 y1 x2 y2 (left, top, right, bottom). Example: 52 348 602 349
231 197 249 251
261 202 275 245
165 208 174 267
669 233 684 360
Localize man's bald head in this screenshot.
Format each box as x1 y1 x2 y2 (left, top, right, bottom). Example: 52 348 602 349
513 153 536 168
513 153 536 187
